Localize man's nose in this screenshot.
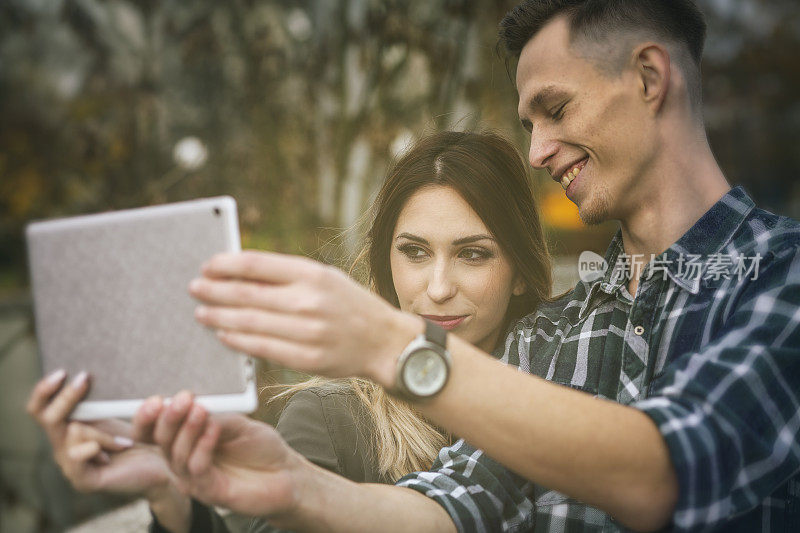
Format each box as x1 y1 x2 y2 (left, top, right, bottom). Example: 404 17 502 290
528 130 560 170
426 262 457 303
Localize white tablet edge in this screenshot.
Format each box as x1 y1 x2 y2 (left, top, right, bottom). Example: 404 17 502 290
27 195 241 236
72 379 259 421
48 196 258 421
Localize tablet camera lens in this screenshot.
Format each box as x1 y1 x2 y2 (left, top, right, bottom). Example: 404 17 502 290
213 207 221 216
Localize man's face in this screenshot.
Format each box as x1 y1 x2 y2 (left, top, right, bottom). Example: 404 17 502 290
516 17 657 225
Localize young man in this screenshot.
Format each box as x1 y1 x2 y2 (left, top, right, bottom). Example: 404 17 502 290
130 0 800 531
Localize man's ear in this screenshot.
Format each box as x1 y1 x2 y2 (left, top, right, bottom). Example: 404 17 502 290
633 43 671 112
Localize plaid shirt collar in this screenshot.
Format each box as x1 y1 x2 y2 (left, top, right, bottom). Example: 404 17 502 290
596 185 755 296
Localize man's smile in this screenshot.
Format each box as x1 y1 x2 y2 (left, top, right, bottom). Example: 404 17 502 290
553 157 589 191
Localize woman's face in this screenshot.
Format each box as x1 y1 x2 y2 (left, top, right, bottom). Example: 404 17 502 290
390 185 524 352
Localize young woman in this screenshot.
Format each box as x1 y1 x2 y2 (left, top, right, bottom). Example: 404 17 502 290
27 130 554 532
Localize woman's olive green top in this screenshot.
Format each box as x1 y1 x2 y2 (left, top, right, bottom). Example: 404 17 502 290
151 386 391 533
276 387 389 484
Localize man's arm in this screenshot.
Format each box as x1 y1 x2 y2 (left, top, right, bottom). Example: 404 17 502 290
189 248 799 530
404 245 800 531
189 252 678 531
401 333 678 531
633 245 800 531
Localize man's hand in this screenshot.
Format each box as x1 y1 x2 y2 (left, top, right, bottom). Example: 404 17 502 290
143 391 305 518
189 251 422 388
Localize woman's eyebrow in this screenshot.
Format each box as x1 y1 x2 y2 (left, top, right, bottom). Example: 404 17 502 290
452 234 495 246
395 232 495 246
395 232 429 245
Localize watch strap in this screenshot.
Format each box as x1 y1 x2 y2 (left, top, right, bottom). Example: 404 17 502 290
424 319 447 349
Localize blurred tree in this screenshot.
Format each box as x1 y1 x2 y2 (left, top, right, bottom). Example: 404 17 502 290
700 0 800 217
0 0 529 284
1 0 799 282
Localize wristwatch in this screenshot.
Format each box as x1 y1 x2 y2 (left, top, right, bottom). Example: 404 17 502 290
394 320 452 400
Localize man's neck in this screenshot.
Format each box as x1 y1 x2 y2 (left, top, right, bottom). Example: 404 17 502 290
619 132 730 297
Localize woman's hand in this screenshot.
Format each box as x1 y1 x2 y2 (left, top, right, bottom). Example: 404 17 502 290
58 420 175 497
142 390 306 519
27 371 192 532
27 370 173 496
190 251 422 388
27 372 123 483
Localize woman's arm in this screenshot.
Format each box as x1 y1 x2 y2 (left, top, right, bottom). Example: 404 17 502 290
143 397 457 533
184 388 375 533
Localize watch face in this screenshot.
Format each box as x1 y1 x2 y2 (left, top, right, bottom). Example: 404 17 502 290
402 348 448 397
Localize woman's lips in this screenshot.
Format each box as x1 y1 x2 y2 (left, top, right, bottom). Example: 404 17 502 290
420 314 467 330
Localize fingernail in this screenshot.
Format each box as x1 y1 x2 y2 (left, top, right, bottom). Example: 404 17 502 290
71 371 88 388
188 279 201 292
195 306 208 319
46 369 66 385
114 436 134 448
143 396 162 415
173 391 192 411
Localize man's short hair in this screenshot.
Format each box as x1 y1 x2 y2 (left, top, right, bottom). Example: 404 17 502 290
499 0 708 109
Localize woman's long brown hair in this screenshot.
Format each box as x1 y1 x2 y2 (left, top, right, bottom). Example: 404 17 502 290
275 130 554 481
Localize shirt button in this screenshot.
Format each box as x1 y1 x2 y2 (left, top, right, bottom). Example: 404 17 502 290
634 325 645 336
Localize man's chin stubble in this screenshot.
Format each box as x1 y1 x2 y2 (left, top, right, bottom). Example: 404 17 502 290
577 188 612 226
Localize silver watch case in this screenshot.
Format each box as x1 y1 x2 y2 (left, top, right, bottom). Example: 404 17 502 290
395 333 452 400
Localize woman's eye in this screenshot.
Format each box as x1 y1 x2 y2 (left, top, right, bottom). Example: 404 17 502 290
398 244 428 261
459 248 492 261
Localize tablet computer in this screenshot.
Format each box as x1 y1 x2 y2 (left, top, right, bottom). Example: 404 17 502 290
26 197 257 420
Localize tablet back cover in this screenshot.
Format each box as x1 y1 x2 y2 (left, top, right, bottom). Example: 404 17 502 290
26 197 249 402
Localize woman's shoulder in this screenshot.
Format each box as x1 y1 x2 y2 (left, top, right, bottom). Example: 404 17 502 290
284 385 373 438
276 383 383 483
285 383 361 410
277 384 362 425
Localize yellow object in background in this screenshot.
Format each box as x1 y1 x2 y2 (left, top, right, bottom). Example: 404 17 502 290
541 189 583 230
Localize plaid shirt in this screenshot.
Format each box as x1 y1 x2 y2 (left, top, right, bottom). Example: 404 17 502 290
396 186 800 532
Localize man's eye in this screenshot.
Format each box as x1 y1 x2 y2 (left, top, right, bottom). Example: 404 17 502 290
551 103 567 121
398 244 428 261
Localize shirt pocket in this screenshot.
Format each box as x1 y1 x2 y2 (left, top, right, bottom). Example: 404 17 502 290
545 298 623 399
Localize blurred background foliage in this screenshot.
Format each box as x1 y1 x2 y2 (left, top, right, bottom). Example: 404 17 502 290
1 0 799 530
2 0 796 291
0 0 530 288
